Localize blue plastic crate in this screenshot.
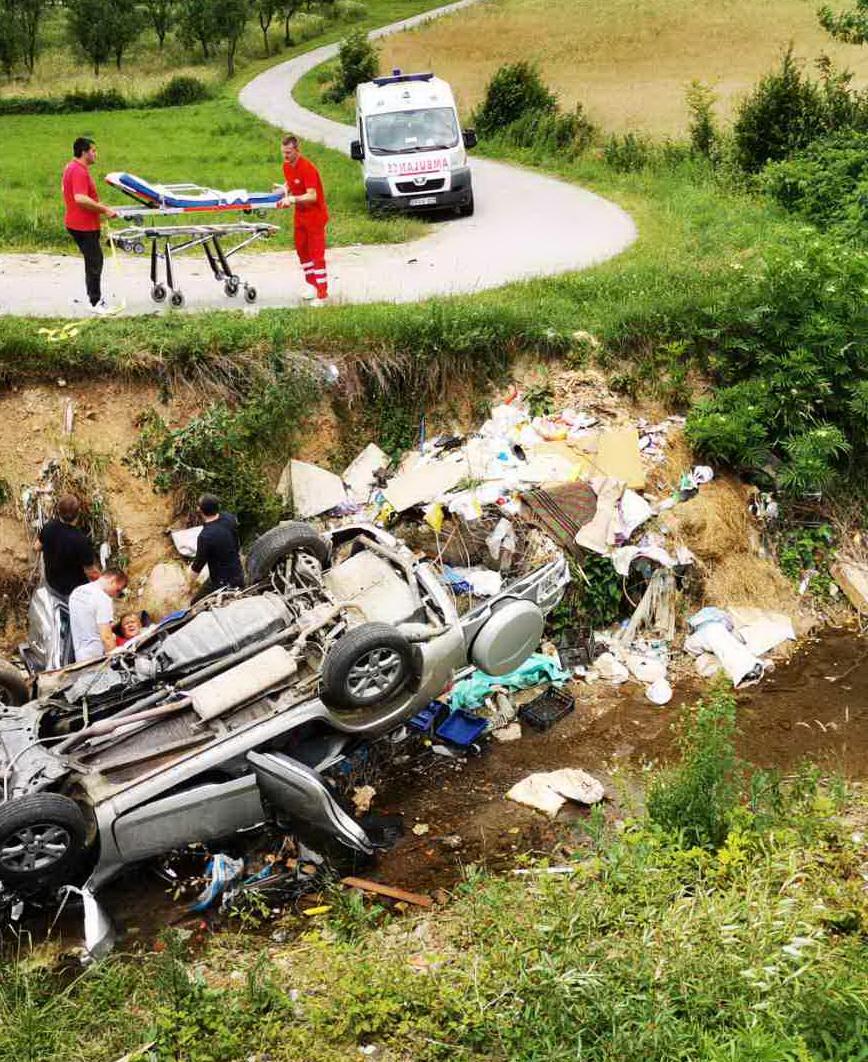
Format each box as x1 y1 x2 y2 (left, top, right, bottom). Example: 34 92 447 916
435 709 488 747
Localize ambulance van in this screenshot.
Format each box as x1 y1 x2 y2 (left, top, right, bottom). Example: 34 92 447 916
350 70 477 216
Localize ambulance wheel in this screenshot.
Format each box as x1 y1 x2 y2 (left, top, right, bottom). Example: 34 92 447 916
170 291 185 309
458 193 474 218
151 283 167 303
243 285 257 304
224 278 239 297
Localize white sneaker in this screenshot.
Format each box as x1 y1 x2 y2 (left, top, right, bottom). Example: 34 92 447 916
309 296 328 308
301 287 318 301
90 299 115 316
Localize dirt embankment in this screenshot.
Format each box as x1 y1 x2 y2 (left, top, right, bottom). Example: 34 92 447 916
0 379 200 648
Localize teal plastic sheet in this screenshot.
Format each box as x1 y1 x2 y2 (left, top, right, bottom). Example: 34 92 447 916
449 653 571 712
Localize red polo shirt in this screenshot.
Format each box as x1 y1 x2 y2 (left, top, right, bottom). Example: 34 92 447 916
62 158 101 231
283 156 328 228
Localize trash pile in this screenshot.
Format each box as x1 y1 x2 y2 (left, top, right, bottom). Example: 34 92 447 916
285 389 796 720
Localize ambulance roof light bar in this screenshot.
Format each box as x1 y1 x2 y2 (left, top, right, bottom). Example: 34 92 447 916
372 69 434 86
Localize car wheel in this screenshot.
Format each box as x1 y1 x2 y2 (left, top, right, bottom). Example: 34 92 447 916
459 192 474 218
0 794 88 889
246 522 331 590
0 660 28 706
321 623 414 711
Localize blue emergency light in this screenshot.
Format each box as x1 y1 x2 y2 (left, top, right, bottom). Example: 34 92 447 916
372 69 434 86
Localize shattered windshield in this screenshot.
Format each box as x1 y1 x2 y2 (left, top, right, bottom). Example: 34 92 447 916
365 107 459 155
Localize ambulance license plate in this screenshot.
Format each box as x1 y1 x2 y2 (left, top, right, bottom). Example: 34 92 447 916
409 196 437 206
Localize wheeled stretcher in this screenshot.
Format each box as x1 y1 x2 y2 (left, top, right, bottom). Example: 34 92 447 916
106 171 284 220
109 222 278 307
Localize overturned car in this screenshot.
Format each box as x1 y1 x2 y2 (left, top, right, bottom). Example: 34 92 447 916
0 521 568 900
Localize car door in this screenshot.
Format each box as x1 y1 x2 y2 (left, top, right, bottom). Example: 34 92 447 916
246 750 373 855
111 774 265 863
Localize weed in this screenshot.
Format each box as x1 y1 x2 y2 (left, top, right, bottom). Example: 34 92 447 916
777 521 836 594
647 687 740 848
686 80 718 158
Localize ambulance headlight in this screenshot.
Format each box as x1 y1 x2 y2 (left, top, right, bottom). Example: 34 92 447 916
365 156 386 177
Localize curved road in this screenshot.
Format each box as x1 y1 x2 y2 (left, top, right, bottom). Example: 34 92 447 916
0 1 636 316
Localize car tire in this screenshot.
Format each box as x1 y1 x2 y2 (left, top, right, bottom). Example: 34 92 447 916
0 794 89 889
0 660 28 706
321 623 415 711
246 522 331 588
459 192 474 218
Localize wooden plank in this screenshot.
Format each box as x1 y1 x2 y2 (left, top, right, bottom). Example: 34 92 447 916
340 876 433 908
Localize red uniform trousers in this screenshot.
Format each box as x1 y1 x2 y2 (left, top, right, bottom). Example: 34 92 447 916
294 221 328 298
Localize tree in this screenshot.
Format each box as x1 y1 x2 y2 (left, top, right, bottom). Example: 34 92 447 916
11 0 46 74
256 0 276 54
67 0 114 74
281 0 302 44
177 0 220 59
323 29 377 102
143 0 176 48
819 0 868 43
0 1 22 79
212 0 250 76
108 0 143 68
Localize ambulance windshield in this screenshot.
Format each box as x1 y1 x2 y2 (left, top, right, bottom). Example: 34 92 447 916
365 107 459 155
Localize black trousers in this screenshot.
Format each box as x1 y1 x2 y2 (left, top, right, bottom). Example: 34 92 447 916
67 228 103 305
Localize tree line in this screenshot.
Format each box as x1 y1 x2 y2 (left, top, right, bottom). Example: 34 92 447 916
0 0 343 78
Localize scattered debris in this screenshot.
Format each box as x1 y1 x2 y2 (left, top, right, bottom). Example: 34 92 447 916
412 823 430 836
188 853 244 912
831 560 868 614
352 785 377 814
341 876 433 908
283 458 346 517
506 768 605 817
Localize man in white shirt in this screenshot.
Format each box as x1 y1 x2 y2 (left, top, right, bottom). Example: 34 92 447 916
68 569 128 662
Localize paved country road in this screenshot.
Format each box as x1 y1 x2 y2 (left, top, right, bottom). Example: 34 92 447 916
0 0 636 317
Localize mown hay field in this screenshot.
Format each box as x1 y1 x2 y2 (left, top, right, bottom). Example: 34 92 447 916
377 0 868 134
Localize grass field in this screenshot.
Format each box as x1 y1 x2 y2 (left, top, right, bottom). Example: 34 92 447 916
372 0 868 135
0 3 357 98
0 0 441 252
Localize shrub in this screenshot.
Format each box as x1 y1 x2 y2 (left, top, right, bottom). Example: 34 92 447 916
761 129 868 239
334 0 366 20
730 46 832 170
473 60 556 136
602 131 653 172
685 380 772 470
501 103 596 158
0 77 211 114
322 28 377 102
647 688 740 849
685 80 717 158
149 74 211 107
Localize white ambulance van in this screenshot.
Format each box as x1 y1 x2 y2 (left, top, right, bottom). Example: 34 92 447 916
350 70 477 216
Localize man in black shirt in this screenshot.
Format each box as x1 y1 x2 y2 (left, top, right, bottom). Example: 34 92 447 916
190 494 244 591
35 494 99 598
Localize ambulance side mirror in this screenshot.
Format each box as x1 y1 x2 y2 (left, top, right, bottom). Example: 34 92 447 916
350 140 364 161
462 128 478 149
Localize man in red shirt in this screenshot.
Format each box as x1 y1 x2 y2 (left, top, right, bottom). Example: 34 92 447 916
62 137 117 314
279 134 329 306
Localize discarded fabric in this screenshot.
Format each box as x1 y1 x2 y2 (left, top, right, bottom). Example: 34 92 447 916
506 768 605 817
189 853 245 912
449 653 571 711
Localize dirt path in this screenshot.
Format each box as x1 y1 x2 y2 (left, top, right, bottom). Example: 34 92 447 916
0 1 635 317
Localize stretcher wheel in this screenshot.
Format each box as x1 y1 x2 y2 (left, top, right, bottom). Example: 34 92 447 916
243 285 257 304
131 215 144 227
151 283 167 303
224 278 239 297
170 291 185 309
133 241 145 255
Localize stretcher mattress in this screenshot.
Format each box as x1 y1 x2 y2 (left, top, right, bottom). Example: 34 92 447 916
106 171 283 213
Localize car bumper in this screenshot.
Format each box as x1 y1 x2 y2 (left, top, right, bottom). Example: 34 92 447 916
365 168 472 213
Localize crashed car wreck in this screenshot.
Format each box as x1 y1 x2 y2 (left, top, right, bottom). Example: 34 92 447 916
0 520 567 913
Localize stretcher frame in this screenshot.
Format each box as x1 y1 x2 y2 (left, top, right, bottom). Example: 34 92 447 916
109 222 278 308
